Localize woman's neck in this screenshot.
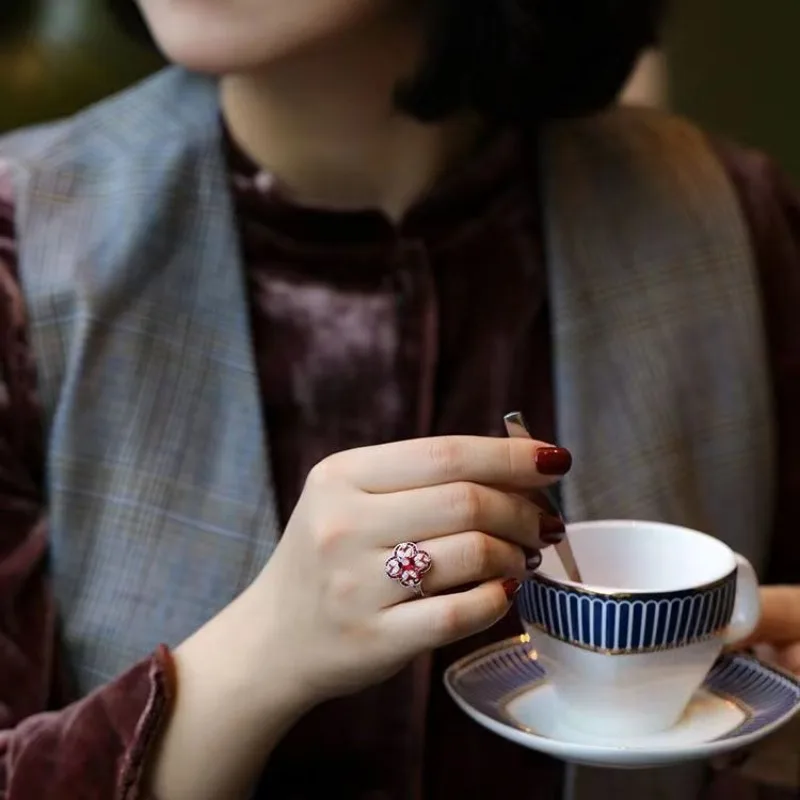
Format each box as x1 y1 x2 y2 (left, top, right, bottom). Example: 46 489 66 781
220 11 481 221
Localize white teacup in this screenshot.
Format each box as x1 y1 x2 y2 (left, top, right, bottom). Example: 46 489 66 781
517 520 761 738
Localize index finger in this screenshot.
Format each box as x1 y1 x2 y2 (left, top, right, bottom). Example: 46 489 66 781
334 435 572 493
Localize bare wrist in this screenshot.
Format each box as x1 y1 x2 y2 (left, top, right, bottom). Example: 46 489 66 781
181 584 315 728
148 589 314 800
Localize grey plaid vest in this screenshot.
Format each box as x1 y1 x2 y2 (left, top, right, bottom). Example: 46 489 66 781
0 68 774 798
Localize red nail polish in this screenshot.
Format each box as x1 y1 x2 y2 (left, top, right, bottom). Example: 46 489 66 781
502 579 521 601
535 447 573 476
540 514 566 544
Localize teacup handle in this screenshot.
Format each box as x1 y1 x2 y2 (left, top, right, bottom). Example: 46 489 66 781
721 554 761 645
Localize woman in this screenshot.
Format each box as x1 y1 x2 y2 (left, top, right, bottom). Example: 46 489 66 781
0 1 799 798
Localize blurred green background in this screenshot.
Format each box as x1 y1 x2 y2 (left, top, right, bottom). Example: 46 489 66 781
2 0 799 178
667 0 800 179
0 0 161 131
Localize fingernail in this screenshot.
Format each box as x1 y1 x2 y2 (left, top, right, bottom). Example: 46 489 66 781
535 447 573 476
502 579 521 601
540 514 566 544
525 550 543 573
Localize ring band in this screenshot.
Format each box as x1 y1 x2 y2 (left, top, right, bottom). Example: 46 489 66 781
385 542 432 595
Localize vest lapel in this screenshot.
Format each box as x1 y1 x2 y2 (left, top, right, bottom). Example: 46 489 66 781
9 69 280 690
542 106 774 562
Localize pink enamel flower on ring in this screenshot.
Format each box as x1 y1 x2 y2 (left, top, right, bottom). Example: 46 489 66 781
385 542 432 589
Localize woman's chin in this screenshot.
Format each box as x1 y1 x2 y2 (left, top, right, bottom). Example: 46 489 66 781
137 0 392 76
149 32 287 76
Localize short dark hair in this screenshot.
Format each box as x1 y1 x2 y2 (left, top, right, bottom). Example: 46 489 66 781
108 0 666 125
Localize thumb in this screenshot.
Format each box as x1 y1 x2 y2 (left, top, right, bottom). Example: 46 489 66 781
739 585 800 648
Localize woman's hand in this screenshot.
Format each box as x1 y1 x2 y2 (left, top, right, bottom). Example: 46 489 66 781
150 434 569 800
739 586 800 673
253 434 569 705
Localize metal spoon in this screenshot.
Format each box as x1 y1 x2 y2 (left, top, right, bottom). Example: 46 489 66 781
503 411 583 584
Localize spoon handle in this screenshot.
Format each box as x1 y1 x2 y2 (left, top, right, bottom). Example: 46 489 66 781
503 412 583 584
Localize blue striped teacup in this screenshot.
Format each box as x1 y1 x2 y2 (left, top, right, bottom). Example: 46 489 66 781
518 520 760 737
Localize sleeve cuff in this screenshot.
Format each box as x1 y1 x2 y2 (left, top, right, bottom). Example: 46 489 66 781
2 645 177 800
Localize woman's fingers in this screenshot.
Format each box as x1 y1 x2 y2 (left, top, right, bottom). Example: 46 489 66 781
316 435 571 494
382 579 518 651
740 586 800 648
379 531 529 607
772 642 800 674
274 436 570 703
366 483 562 550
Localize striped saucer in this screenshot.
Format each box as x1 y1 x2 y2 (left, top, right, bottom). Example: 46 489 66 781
444 635 800 769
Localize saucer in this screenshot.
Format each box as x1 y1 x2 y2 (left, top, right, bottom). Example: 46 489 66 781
444 635 800 769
